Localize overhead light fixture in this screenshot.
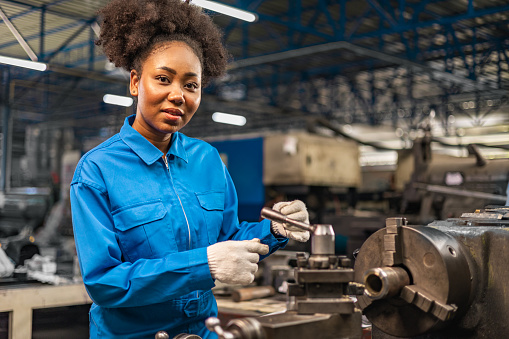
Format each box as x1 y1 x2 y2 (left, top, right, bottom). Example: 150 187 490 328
212 112 247 126
0 55 47 71
103 94 133 107
191 0 257 22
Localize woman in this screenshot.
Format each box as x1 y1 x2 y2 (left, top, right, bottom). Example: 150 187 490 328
70 0 309 338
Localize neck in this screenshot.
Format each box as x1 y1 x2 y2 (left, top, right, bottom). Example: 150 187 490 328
151 138 172 155
131 118 173 154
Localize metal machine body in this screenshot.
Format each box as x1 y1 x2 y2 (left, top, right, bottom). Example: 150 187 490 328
0 188 52 266
253 247 362 339
207 208 363 339
355 206 509 338
258 208 362 339
209 206 509 338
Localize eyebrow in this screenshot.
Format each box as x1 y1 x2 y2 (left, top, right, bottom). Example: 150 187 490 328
157 66 199 78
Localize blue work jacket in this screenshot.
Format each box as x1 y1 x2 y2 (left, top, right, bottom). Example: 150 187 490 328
70 115 287 338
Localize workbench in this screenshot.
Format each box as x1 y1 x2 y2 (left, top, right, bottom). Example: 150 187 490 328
0 282 91 339
215 295 287 325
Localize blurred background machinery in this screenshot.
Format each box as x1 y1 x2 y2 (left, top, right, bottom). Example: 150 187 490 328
0 187 50 267
394 135 509 224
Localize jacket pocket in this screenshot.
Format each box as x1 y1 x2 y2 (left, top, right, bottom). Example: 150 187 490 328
112 200 174 261
195 191 224 244
113 200 166 231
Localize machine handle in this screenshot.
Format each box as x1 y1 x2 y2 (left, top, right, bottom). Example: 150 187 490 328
205 318 236 339
206 317 266 339
260 207 316 233
155 331 202 339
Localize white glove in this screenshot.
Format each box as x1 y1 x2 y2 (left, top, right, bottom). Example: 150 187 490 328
207 238 269 285
271 200 310 242
0 247 14 278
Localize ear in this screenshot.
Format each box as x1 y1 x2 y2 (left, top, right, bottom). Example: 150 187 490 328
130 70 139 97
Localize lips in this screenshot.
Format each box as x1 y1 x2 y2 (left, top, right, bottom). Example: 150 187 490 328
162 108 183 116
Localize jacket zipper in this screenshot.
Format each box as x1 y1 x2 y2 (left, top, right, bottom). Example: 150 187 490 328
163 155 192 250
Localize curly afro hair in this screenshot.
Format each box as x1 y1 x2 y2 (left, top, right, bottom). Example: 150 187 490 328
96 0 229 86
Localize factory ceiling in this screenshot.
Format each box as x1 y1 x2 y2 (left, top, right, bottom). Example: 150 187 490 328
0 0 508 152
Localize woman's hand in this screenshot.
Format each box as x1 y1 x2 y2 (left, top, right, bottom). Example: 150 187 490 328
271 200 310 242
207 239 269 285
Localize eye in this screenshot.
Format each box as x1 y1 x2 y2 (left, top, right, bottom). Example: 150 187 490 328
156 76 170 83
185 82 199 91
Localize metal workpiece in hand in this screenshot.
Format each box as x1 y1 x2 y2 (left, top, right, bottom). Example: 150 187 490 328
261 207 315 234
270 200 311 242
261 207 335 265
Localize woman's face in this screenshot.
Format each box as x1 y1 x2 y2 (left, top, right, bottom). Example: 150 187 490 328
130 41 202 142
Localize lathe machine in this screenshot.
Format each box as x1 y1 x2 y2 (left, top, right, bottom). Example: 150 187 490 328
159 205 509 339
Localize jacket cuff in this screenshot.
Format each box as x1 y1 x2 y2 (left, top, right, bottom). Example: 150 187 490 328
185 247 216 290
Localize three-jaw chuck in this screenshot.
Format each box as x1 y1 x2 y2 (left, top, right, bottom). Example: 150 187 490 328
355 208 509 338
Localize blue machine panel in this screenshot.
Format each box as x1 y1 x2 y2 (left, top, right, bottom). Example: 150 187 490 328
209 137 265 222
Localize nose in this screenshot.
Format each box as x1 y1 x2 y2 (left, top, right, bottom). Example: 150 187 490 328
167 85 184 105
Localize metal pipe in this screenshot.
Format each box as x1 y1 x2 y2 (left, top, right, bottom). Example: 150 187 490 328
414 183 507 203
363 267 410 300
1 67 10 192
232 286 275 302
0 6 39 61
260 207 316 233
228 40 487 91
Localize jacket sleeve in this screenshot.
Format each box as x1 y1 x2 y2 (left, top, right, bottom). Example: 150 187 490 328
218 164 288 258
71 181 215 308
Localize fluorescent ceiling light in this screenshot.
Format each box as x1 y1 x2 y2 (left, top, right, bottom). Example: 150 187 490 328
0 55 47 71
103 94 133 107
191 0 257 22
212 112 247 126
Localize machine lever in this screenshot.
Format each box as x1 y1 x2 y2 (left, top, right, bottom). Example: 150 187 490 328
260 207 316 233
205 318 236 339
206 317 266 339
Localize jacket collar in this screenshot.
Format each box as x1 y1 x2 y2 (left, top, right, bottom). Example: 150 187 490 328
119 115 189 165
